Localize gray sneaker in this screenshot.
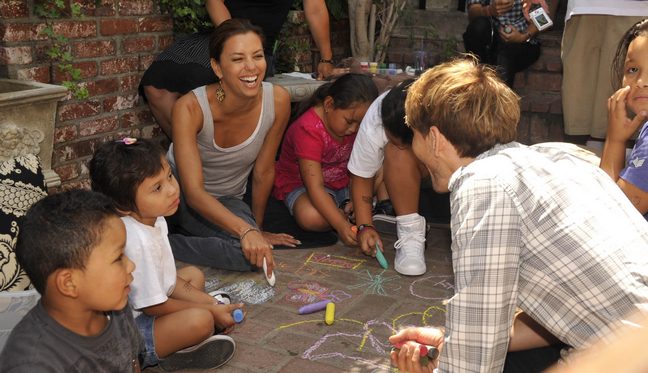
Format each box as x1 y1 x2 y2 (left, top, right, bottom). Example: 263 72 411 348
159 335 236 371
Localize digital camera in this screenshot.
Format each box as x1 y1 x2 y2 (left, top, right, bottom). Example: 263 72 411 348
529 7 553 31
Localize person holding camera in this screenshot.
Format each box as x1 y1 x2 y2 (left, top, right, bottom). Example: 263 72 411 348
462 0 559 86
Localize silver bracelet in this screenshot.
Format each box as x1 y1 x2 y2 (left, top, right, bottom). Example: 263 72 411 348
239 227 260 241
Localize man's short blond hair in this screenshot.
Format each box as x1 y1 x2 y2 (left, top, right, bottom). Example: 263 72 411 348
405 56 520 158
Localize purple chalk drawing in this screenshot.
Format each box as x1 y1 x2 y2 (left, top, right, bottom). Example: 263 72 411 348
284 280 352 305
302 319 395 370
276 306 446 369
347 269 401 296
409 275 455 300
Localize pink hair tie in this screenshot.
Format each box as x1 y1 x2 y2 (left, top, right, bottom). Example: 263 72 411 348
116 137 137 145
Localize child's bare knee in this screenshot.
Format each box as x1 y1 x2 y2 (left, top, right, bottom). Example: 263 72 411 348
178 266 205 288
184 308 214 338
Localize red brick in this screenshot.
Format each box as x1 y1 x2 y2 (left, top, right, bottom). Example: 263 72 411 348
122 36 155 53
103 94 138 112
138 54 155 70
57 178 91 192
53 144 78 162
16 66 50 83
0 46 32 64
95 0 117 16
79 115 119 136
526 72 562 92
54 124 79 143
73 40 116 58
100 18 138 35
138 16 173 33
119 74 141 91
545 60 563 73
54 163 80 182
1 22 46 42
120 112 141 128
86 78 120 96
0 0 28 18
75 0 98 16
52 20 97 39
159 34 173 50
529 114 550 144
550 99 563 115
118 0 155 16
119 108 153 128
140 124 160 138
32 44 53 63
100 56 139 75
53 61 98 82
58 101 102 121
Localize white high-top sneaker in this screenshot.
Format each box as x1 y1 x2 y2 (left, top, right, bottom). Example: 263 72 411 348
394 213 426 276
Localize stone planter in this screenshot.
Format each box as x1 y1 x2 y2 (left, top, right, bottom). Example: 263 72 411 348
0 79 67 188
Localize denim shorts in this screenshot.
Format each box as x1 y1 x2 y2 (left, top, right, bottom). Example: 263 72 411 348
135 312 160 368
284 186 349 215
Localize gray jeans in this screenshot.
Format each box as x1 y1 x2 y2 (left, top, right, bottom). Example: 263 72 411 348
167 194 255 272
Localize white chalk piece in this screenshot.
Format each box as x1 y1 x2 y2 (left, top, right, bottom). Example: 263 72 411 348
263 257 276 286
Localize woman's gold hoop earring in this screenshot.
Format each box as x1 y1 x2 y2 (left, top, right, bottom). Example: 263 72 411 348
215 81 225 103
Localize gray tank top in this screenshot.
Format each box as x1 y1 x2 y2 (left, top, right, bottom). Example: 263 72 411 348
168 82 275 199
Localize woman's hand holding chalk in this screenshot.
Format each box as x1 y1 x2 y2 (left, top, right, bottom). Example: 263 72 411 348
325 302 335 325
262 257 276 286
298 300 331 315
375 243 388 269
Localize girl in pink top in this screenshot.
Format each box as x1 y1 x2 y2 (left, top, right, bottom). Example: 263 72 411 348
273 73 378 246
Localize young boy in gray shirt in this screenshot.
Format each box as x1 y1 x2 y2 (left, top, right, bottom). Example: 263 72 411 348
0 190 143 372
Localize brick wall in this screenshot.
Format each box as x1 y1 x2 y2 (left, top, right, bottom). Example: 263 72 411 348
0 0 172 191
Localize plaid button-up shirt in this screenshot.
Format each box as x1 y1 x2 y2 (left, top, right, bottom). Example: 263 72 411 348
467 0 530 35
439 142 648 372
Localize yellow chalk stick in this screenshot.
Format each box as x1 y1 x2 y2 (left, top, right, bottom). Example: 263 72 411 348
325 302 335 325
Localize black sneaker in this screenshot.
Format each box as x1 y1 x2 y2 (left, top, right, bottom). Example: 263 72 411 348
159 335 236 371
373 199 395 216
372 214 397 236
372 199 397 236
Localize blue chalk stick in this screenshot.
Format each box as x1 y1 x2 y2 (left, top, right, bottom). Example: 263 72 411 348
232 309 244 323
375 244 388 269
298 300 331 315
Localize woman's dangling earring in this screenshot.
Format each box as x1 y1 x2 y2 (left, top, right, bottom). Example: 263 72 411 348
215 81 225 103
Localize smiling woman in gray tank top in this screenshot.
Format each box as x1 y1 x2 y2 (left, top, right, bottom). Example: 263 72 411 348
167 19 300 279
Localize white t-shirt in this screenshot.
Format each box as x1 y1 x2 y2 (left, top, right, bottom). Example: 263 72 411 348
122 216 177 313
566 1 648 22
348 91 390 178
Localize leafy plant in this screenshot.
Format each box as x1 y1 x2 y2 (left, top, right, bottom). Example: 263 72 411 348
158 0 212 34
35 0 89 100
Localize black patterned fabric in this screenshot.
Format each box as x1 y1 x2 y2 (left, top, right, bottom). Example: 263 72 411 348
0 154 47 291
